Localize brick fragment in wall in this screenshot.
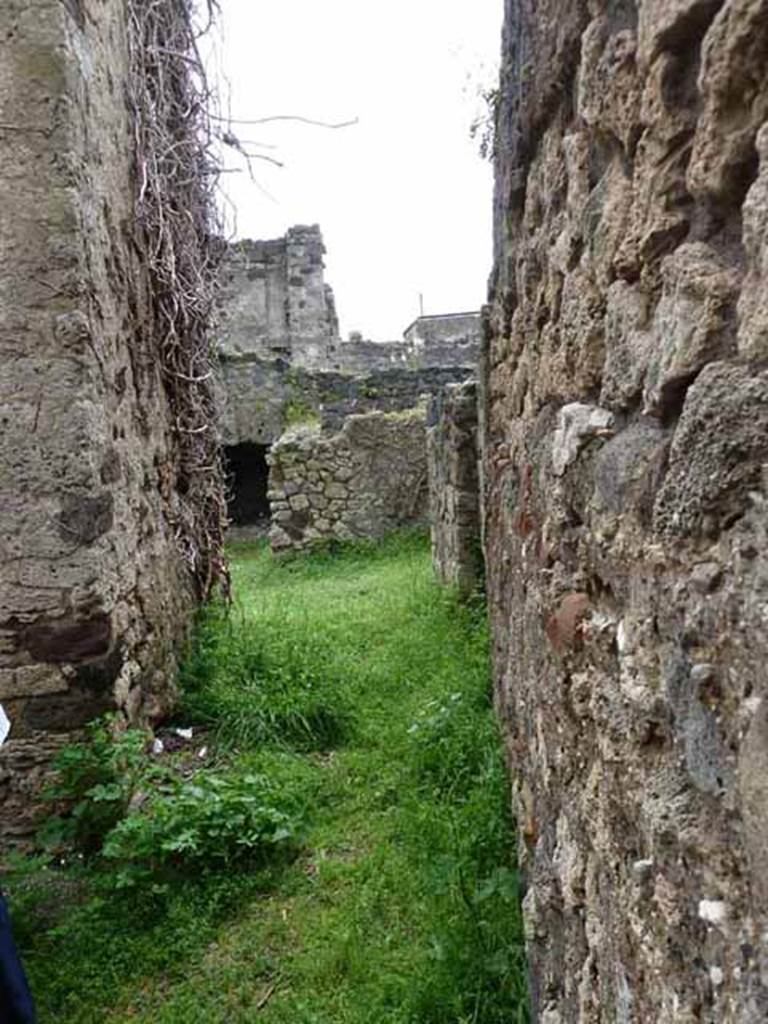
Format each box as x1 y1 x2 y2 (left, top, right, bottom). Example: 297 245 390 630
484 1 768 1019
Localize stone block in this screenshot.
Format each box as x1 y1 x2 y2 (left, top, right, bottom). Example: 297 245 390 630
654 363 768 538
643 244 740 417
0 664 69 699
551 404 613 477
325 481 348 499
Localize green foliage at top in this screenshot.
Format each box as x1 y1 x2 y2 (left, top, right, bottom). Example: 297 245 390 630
283 396 321 429
9 530 528 1024
470 86 499 161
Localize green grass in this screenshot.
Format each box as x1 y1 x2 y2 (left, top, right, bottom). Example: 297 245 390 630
7 531 528 1023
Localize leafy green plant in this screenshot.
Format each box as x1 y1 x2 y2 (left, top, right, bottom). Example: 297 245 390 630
38 718 166 854
283 397 320 428
102 760 307 888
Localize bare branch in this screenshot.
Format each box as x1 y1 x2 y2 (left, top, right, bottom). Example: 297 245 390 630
127 0 230 601
210 113 359 130
220 131 284 168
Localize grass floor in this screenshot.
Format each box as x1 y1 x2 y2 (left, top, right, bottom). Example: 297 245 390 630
8 532 528 1023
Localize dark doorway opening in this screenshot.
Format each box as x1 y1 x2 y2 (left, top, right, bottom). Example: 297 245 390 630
223 443 271 526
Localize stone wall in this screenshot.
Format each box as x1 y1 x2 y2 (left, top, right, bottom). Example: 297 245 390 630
329 338 410 374
268 409 428 552
219 357 476 447
404 312 482 368
216 229 481 458
484 1 768 1019
218 227 339 369
217 228 481 378
0 1 211 839
427 381 482 596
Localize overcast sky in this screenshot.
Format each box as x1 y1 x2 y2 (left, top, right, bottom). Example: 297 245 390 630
209 1 502 341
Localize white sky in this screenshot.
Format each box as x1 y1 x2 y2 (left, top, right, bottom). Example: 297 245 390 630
209 1 501 341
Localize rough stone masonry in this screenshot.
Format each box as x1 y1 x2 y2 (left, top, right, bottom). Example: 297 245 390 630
216 224 482 550
484 0 768 1020
0 0 221 839
268 409 429 552
427 381 483 597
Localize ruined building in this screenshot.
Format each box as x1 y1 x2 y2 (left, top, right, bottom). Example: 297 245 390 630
481 0 768 1018
216 225 481 551
8 0 766 1015
0 0 225 838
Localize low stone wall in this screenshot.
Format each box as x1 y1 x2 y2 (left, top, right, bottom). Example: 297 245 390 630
268 409 428 552
427 381 482 596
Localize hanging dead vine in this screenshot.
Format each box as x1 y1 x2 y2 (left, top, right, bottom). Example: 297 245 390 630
127 0 229 600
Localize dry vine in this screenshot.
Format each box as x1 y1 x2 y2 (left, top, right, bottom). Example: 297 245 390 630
127 0 229 600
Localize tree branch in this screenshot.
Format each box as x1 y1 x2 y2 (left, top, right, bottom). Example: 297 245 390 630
211 113 359 130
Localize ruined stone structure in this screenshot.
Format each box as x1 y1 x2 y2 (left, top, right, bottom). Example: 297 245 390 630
484 1 768 1019
219 358 475 450
268 409 429 552
218 227 339 369
404 313 482 369
426 381 482 596
218 226 482 376
0 0 222 838
217 226 481 543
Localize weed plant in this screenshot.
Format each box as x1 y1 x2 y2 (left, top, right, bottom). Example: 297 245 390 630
179 601 353 751
8 531 528 1023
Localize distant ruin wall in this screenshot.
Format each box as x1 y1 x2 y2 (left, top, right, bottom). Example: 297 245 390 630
427 381 482 596
485 1 768 1019
217 227 482 379
0 0 216 838
404 313 482 369
218 357 475 447
218 227 339 369
268 410 428 552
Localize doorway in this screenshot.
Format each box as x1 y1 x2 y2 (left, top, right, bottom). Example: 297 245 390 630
223 443 271 527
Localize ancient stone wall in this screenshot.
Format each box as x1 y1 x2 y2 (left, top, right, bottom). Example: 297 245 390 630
218 227 339 369
268 410 428 552
404 312 482 368
0 0 217 839
217 230 481 376
216 231 481 458
485 1 768 1019
219 358 475 447
329 338 410 374
427 381 482 596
